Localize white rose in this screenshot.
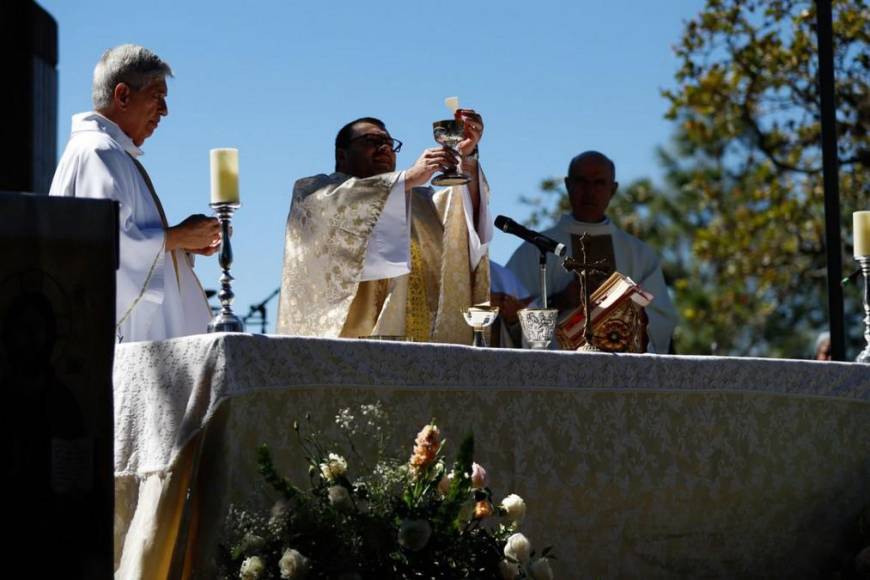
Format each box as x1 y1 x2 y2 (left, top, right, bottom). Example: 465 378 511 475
498 558 520 580
503 533 531 564
500 494 526 523
239 555 265 580
328 485 354 513
529 557 553 580
279 548 309 579
319 453 348 482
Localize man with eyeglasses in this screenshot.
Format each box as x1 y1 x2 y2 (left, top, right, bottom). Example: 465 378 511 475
505 150 678 353
276 112 492 343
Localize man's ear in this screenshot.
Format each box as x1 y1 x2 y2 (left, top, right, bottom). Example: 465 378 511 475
610 181 619 198
564 176 571 191
113 83 132 109
335 148 347 172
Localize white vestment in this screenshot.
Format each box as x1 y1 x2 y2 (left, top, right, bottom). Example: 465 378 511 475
505 214 678 353
359 173 491 281
49 112 211 343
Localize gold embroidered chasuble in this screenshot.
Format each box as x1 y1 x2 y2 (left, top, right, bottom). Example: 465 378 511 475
276 173 489 344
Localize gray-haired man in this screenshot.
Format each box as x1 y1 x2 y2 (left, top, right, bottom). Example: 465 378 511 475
50 44 219 342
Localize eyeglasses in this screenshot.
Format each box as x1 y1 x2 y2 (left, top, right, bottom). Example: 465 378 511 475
348 134 403 153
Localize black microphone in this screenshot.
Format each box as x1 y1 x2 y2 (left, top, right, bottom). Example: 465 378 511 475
494 215 567 257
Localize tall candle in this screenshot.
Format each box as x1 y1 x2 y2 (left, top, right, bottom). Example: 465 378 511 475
855 211 870 257
210 148 239 204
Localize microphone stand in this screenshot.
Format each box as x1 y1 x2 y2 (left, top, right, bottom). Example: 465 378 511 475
539 251 549 309
242 287 280 334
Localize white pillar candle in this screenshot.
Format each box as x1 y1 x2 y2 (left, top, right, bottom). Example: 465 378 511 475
210 148 239 204
855 211 870 257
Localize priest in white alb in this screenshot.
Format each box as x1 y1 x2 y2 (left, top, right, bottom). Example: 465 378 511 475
506 151 678 353
50 44 220 342
277 111 491 344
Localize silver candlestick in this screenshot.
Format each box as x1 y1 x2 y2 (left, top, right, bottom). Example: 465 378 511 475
857 256 870 363
207 202 245 333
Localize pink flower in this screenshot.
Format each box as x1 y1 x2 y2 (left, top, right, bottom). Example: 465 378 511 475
470 462 488 489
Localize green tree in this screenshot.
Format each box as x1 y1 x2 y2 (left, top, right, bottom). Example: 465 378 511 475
523 0 869 356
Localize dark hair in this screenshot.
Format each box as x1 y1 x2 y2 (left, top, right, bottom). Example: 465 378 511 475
334 117 387 171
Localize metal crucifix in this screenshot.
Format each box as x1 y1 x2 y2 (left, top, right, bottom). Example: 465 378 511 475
561 232 610 349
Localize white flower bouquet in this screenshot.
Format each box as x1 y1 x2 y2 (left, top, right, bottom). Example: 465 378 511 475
218 403 554 579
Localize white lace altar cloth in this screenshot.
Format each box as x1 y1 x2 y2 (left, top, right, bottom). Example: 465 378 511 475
113 333 870 578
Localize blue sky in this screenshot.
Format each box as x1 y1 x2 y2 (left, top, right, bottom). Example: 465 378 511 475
42 0 706 331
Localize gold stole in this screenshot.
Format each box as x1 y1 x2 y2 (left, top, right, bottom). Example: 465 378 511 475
339 239 431 341
404 239 431 342
338 187 489 344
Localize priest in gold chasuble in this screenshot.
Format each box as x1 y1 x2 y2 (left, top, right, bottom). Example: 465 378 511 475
277 115 491 344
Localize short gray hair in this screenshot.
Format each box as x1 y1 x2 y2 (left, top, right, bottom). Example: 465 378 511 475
92 44 173 111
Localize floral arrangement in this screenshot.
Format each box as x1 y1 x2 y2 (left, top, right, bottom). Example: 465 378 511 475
218 403 554 579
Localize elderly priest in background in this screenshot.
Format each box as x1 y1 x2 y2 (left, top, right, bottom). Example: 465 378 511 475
506 151 678 353
50 44 220 343
277 113 491 343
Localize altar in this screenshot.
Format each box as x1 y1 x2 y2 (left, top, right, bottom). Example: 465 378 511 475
113 333 870 578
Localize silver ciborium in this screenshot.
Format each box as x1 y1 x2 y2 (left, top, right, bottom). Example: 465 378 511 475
462 306 499 347
857 256 870 363
207 202 245 333
518 308 559 350
431 119 470 186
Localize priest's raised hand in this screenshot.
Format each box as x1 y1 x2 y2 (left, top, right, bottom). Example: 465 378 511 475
403 147 459 190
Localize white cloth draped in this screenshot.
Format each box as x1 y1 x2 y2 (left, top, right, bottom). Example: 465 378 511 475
112 333 870 579
359 170 492 281
506 214 678 353
360 174 411 281
461 168 493 268
49 112 211 342
360 171 492 282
